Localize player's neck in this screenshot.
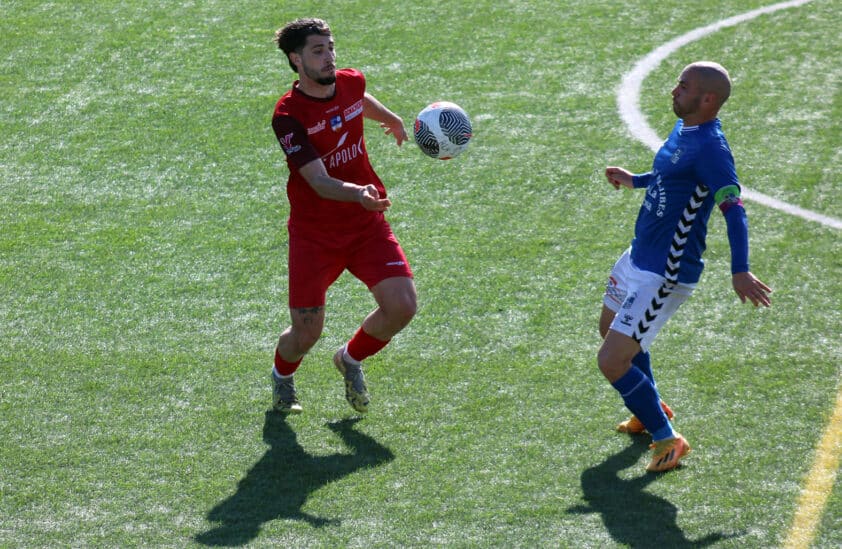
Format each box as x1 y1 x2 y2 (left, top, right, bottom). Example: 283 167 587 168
681 114 717 127
296 78 335 99
682 106 720 127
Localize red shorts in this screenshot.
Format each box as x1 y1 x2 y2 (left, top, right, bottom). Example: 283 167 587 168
287 215 413 308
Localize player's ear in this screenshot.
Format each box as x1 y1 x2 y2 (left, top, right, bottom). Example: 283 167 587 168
702 91 718 108
288 51 302 72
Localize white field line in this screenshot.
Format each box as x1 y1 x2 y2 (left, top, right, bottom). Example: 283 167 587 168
617 3 842 549
617 0 842 231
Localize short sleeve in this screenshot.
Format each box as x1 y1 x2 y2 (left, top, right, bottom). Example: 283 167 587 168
271 114 320 169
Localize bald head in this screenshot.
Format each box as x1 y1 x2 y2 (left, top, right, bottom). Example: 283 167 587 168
683 61 731 107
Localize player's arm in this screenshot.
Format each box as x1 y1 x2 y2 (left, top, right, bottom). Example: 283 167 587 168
605 167 652 190
363 92 407 146
716 184 772 307
299 159 391 212
273 113 390 211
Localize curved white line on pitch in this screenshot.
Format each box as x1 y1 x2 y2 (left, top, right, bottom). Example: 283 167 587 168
618 0 842 231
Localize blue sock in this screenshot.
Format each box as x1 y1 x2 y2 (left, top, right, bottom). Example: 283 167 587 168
612 366 674 440
631 351 654 384
650 423 676 442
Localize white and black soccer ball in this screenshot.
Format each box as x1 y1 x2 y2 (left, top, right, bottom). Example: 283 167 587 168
414 101 472 160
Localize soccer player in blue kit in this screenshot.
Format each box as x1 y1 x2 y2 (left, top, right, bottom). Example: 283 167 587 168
599 61 772 472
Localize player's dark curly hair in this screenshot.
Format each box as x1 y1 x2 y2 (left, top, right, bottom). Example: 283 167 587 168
273 18 332 73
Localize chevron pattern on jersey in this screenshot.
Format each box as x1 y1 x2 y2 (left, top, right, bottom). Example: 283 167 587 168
632 183 709 344
664 184 710 284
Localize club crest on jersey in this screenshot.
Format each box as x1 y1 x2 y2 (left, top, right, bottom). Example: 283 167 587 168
280 132 301 155
330 115 343 132
671 148 683 164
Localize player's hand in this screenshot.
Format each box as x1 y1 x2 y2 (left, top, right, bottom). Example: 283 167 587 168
381 120 408 147
358 184 392 212
605 166 633 190
732 271 772 307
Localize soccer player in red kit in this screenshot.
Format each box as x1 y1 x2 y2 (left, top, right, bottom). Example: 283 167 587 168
269 18 416 414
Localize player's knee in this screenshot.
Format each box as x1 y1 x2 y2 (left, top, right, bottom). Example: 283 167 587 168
387 288 417 324
596 347 610 374
400 294 418 322
597 346 625 382
293 328 322 353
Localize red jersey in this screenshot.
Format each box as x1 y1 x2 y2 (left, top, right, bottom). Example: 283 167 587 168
272 68 386 233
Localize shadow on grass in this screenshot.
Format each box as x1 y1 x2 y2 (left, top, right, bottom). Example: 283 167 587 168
567 437 742 548
194 411 394 547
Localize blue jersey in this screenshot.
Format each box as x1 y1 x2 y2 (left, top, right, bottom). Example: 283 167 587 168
630 118 740 284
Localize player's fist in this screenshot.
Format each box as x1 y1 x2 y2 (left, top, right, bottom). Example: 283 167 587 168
605 166 633 190
358 184 391 212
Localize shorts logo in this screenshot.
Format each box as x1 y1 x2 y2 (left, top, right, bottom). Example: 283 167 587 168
620 313 634 327
330 115 343 132
622 292 637 310
605 285 623 305
279 132 301 155
386 261 405 266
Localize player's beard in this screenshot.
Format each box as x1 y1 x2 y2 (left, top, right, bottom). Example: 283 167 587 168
303 63 336 86
673 94 701 119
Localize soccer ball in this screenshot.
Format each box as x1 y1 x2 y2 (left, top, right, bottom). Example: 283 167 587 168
414 101 472 160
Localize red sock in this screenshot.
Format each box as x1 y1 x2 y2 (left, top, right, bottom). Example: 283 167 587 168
346 327 389 362
274 349 301 377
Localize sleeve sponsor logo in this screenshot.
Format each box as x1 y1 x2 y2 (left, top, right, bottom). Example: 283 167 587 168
279 133 301 155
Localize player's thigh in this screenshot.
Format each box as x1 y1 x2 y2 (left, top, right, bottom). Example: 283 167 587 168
288 232 346 309
599 304 617 339
598 328 642 382
347 221 414 292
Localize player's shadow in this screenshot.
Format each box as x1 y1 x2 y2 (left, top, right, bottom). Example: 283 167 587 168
567 437 742 548
194 412 394 547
